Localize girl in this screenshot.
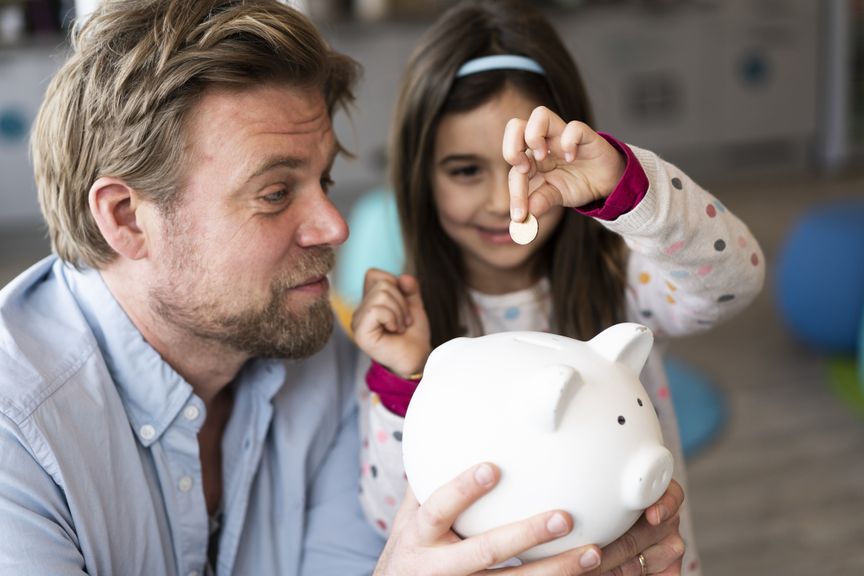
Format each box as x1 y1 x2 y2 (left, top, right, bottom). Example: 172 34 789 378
352 1 764 574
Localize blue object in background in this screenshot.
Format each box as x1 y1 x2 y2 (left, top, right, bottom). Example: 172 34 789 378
776 199 864 354
0 108 29 143
665 358 726 458
335 188 404 306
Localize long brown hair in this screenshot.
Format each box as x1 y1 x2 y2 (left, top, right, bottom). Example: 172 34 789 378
32 0 359 268
391 0 627 347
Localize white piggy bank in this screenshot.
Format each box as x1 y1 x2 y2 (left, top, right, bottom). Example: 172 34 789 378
402 323 673 561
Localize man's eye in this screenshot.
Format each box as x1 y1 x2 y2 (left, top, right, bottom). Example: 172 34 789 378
321 175 335 193
262 189 289 204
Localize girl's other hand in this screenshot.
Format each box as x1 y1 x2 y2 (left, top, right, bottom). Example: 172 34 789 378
351 268 432 378
502 106 626 222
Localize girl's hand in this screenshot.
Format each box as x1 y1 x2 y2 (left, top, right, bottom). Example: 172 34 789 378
351 268 431 378
502 106 626 222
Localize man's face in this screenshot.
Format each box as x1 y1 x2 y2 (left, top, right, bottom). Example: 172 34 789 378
147 83 348 359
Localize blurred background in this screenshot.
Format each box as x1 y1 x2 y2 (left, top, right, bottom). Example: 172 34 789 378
1 0 863 574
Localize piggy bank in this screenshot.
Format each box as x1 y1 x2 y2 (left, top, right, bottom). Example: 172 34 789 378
402 323 673 561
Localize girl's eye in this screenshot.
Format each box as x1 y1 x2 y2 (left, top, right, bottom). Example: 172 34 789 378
449 165 480 178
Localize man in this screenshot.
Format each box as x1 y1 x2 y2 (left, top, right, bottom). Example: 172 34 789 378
0 1 684 574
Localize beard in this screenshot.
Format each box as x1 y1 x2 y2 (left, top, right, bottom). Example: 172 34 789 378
150 243 336 360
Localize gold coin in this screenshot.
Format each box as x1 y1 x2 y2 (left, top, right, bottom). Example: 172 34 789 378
509 213 538 245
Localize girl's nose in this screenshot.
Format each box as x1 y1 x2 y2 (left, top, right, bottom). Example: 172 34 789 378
486 169 511 216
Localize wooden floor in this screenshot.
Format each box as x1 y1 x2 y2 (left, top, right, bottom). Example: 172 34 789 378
1 170 863 575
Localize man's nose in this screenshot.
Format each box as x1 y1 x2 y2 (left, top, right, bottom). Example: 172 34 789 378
297 190 349 248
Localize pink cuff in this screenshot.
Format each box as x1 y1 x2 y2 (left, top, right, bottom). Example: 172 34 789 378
366 360 420 417
575 132 648 221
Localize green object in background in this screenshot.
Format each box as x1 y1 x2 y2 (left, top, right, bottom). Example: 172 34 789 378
828 357 864 418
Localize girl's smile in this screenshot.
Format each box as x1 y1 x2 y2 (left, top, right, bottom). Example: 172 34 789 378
432 86 564 294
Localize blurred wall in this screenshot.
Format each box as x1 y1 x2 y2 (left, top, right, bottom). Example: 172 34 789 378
0 44 63 227
0 0 847 229
328 0 824 207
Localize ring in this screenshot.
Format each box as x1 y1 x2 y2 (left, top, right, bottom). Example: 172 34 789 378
637 552 647 575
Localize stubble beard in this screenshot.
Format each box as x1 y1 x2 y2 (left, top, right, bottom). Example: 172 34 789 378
150 239 336 360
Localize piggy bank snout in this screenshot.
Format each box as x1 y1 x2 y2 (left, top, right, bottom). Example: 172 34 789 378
621 445 674 510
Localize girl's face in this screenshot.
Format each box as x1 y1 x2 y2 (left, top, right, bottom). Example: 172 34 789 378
432 86 565 294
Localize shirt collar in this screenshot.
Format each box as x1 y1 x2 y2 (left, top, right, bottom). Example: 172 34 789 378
66 264 194 445
65 264 288 446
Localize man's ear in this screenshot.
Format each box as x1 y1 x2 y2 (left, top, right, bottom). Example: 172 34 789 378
88 176 149 260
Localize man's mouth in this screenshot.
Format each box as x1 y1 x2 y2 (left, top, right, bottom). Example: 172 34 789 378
291 275 330 294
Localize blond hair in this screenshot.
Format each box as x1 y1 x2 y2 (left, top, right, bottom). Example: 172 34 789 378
32 0 359 267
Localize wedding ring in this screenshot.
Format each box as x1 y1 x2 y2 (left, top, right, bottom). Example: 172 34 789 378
637 552 647 575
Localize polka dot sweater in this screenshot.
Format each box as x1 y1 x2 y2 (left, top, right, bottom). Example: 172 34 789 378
357 143 764 576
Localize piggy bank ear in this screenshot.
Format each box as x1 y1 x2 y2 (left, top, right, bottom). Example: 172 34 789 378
589 323 654 376
525 364 583 433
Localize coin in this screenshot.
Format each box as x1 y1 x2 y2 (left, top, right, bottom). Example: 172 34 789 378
509 213 538 245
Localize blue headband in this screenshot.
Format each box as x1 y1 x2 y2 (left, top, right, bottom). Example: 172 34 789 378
455 55 546 78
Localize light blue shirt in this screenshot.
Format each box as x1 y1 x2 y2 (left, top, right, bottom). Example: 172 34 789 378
0 257 385 575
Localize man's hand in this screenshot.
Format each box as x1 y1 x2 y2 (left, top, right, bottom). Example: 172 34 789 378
599 480 687 576
373 463 604 575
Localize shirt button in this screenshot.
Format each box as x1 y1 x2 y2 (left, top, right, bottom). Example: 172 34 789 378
178 476 194 492
183 405 200 421
139 425 156 440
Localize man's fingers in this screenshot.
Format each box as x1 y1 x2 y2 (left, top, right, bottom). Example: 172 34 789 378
598 528 684 576
416 463 499 543
486 543 603 576
640 528 686 575
645 480 683 526
444 510 573 573
427 506 605 576
600 513 678 573
600 481 685 574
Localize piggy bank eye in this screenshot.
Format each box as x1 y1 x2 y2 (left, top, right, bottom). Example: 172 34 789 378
617 415 626 425
637 398 644 407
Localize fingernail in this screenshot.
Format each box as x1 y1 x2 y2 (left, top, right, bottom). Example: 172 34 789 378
565 152 574 162
655 504 669 523
511 207 524 222
474 464 494 487
579 548 600 569
546 513 569 535
518 162 530 174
